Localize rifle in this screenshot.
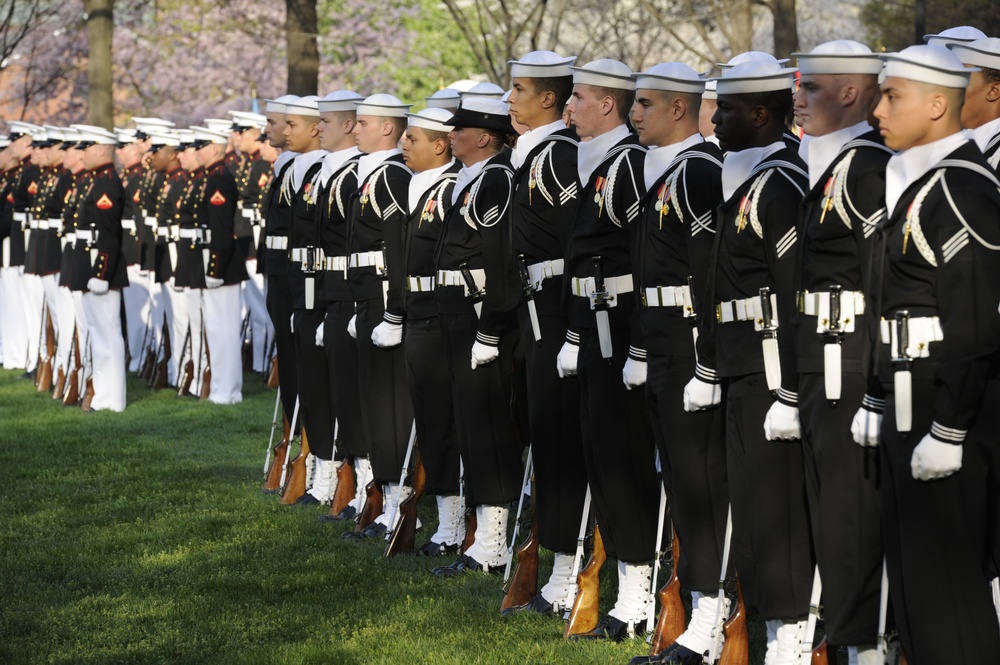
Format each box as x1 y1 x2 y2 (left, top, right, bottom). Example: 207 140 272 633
35 303 54 392
63 327 81 406
649 530 685 655
355 481 384 532
462 507 477 552
150 319 171 389
277 398 300 489
812 639 829 664
280 426 311 505
198 325 211 401
504 446 534 582
563 486 593 617
263 411 291 493
79 332 95 412
718 579 748 665
266 351 279 389
240 311 253 373
500 473 539 613
262 387 282 478
329 459 356 517
386 421 418 534
384 452 426 557
563 524 606 638
51 365 66 401
176 327 194 398
804 566 827 664
137 272 157 380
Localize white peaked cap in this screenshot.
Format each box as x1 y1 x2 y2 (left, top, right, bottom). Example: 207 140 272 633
949 38 1000 72
191 126 230 145
925 26 987 48
714 60 798 95
264 94 301 114
425 89 461 108
115 128 138 144
795 40 883 75
7 121 43 137
203 118 235 132
702 78 718 100
284 95 321 117
355 93 411 118
176 129 196 146
634 62 705 94
881 44 976 89
571 58 635 90
148 130 181 147
719 51 790 70
318 90 364 113
132 117 175 129
448 79 480 92
44 126 64 142
230 111 267 128
406 107 454 133
30 127 49 142
509 50 577 78
60 128 81 144
72 124 118 145
461 82 506 100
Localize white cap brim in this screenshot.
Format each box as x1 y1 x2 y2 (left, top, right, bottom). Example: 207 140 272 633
795 54 883 75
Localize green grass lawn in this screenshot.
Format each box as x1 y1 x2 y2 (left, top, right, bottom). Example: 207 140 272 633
0 369 672 665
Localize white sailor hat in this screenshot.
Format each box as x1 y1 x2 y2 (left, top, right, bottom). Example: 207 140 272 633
509 50 577 78
718 51 790 70
190 126 230 147
229 111 267 129
317 90 363 113
284 95 321 117
461 82 506 101
444 98 515 134
924 26 987 48
71 124 118 146
203 118 236 133
702 78 718 100
355 93 411 118
714 59 798 95
406 107 454 133
425 89 461 109
264 94 301 114
795 40 883 75
176 129 196 148
634 62 705 94
148 130 181 149
448 79 480 93
949 38 1000 72
881 44 976 89
571 58 635 90
7 121 43 139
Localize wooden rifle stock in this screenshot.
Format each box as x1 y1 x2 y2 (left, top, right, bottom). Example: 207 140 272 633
199 329 211 401
461 507 477 553
328 458 356 517
139 347 155 381
266 356 279 389
263 415 291 492
718 579 748 665
51 366 66 401
564 524 606 638
63 332 81 406
280 427 310 505
812 638 829 664
500 482 539 612
80 377 95 412
385 453 426 557
36 309 55 392
150 323 170 389
355 481 383 532
650 531 686 655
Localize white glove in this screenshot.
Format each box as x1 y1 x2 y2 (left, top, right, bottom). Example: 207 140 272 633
371 321 403 348
763 401 801 441
315 317 326 347
683 376 721 412
556 342 579 378
851 406 882 447
911 433 963 481
622 358 647 390
347 314 357 339
471 341 499 369
205 276 223 289
87 277 109 295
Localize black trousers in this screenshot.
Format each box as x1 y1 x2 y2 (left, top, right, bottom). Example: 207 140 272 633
404 316 460 496
881 367 1000 665
293 309 334 460
355 298 413 486
324 301 365 460
439 310 523 506
266 275 297 425
521 308 588 553
725 372 812 620
577 329 659 564
646 353 728 592
799 371 881 647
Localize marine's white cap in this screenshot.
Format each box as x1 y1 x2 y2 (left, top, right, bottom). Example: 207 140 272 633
714 60 798 95
230 111 267 129
634 62 705 94
203 118 235 133
509 50 577 78
355 93 411 118
317 90 364 113
191 126 230 145
794 40 883 75
571 58 635 91
406 107 454 133
881 44 976 89
132 117 175 130
7 121 42 138
72 124 118 145
148 130 181 148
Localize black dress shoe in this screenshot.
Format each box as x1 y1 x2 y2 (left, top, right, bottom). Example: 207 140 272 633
415 540 459 557
568 614 644 642
500 593 557 618
325 505 357 521
294 494 321 507
628 642 703 665
342 522 386 540
430 554 497 577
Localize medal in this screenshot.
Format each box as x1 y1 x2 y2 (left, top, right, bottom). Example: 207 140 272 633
595 176 606 217
736 195 749 233
819 176 835 224
528 166 536 205
656 183 669 230
902 201 914 255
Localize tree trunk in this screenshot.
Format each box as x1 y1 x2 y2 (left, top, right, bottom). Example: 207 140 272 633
771 0 799 61
84 0 114 129
730 0 754 55
286 0 318 96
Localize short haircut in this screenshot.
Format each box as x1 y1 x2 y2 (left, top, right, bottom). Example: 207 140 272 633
529 76 575 112
592 85 636 123
380 116 407 139
421 128 450 144
743 89 794 125
983 66 1000 85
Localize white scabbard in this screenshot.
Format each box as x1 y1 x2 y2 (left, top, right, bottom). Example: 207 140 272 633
89 248 98 266
527 299 541 343
168 242 178 273
762 336 781 392
252 224 261 250
823 343 842 401
3 237 10 266
473 300 482 319
894 370 912 433
304 276 315 310
596 309 612 359
201 248 209 275
24 227 30 253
